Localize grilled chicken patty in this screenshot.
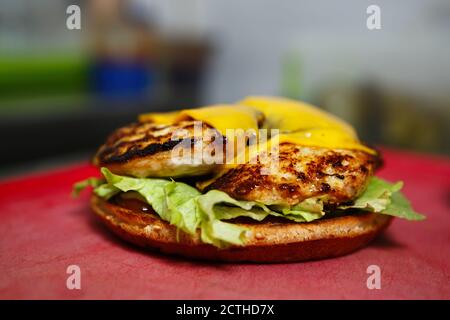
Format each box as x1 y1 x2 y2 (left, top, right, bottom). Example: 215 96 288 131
94 120 225 178
202 143 379 207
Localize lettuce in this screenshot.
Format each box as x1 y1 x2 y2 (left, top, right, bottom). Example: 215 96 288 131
74 169 424 247
338 177 425 221
71 177 105 197
380 188 425 221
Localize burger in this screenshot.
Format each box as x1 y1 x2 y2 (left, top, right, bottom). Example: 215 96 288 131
74 96 424 262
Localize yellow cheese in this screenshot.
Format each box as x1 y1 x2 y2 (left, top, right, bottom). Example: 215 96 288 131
139 104 261 142
239 96 357 138
138 97 375 155
277 129 375 154
138 111 180 124
238 96 375 154
176 105 260 137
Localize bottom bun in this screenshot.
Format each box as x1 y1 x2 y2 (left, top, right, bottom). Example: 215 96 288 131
90 194 392 263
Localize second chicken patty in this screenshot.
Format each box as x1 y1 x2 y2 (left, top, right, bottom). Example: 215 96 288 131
202 143 379 207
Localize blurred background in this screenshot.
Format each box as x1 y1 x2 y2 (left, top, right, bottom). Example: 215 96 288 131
0 0 449 177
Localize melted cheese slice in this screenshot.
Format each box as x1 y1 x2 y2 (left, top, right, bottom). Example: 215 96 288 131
239 96 357 138
278 129 375 154
176 105 260 137
139 105 261 140
138 97 375 155
239 96 375 154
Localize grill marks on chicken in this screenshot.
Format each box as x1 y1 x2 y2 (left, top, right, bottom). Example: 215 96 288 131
203 143 378 207
94 120 225 178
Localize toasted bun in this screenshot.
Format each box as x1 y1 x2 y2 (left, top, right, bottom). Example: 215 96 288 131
91 194 392 263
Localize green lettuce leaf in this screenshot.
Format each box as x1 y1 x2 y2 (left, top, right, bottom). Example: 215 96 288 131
100 168 201 235
343 177 402 212
381 190 425 221
71 177 104 197
339 177 425 221
99 168 250 247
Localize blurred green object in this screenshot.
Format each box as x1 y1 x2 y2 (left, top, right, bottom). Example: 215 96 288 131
280 50 302 100
0 54 89 103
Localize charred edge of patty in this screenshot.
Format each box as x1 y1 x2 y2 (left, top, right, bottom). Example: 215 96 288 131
95 120 228 165
97 138 194 164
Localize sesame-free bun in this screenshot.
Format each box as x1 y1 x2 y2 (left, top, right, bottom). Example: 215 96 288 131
91 194 392 263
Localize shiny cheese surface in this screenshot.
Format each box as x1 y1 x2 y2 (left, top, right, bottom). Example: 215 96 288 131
239 96 357 138
238 96 375 154
277 129 375 154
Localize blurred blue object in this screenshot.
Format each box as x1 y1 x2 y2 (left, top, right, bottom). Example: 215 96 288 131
92 60 154 101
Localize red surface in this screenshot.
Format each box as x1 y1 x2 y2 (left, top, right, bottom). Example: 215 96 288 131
0 149 449 299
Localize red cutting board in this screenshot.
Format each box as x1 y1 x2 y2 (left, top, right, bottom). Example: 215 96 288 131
0 148 449 299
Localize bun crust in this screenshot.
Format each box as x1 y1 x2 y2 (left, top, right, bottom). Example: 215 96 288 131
91 194 392 263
